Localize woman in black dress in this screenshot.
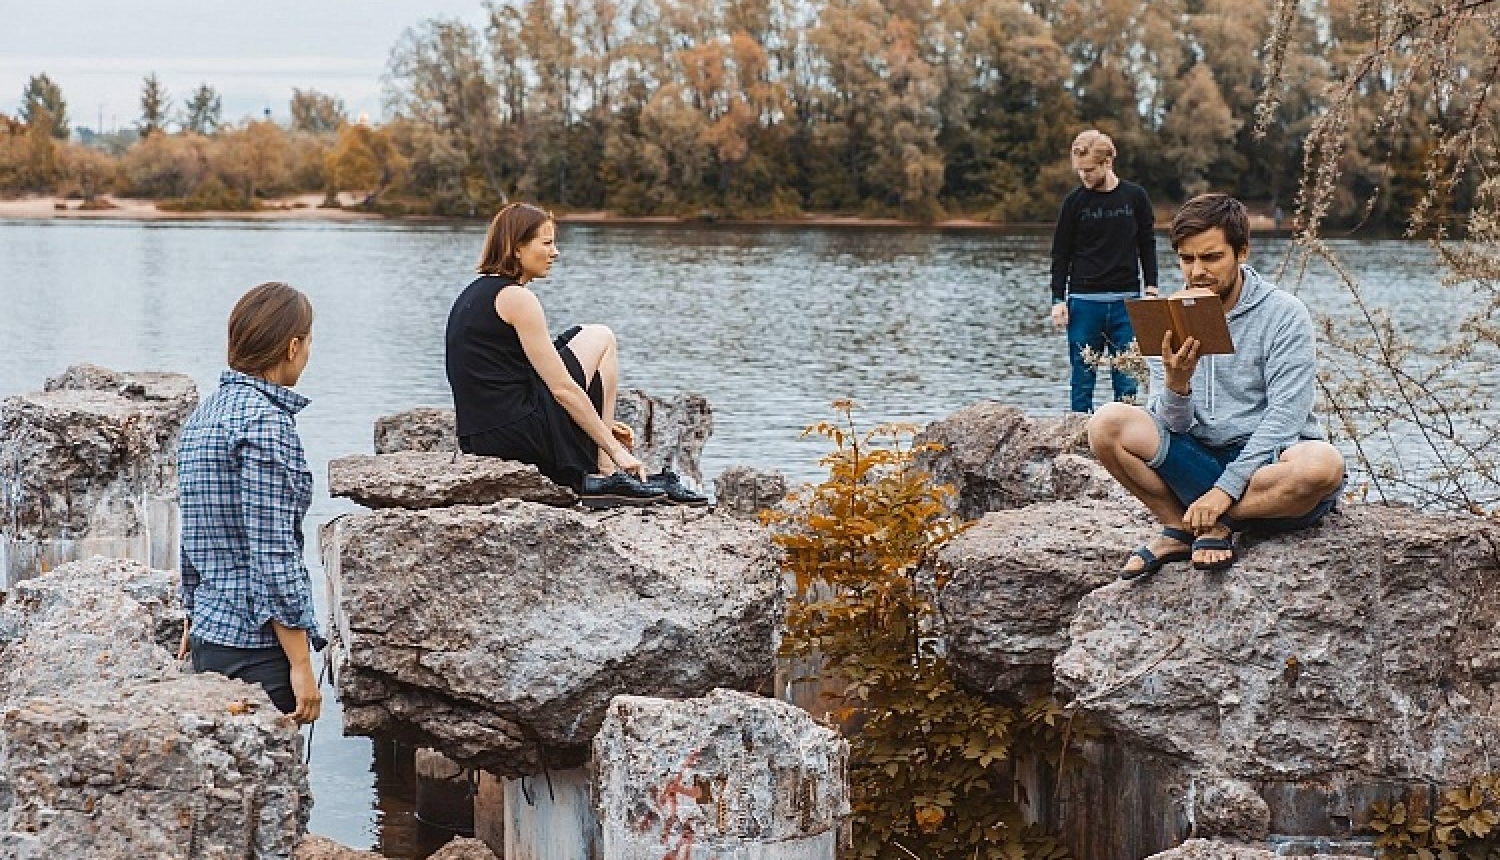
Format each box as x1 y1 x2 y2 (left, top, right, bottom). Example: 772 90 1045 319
445 203 665 506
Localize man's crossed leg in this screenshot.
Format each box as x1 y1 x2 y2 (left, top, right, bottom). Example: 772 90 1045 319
1088 402 1346 575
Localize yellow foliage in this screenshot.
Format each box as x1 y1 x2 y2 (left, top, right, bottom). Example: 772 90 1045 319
768 401 1076 860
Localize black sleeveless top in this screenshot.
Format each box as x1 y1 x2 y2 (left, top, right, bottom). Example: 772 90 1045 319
445 275 539 436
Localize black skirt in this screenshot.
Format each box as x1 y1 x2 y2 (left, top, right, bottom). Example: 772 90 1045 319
458 325 603 490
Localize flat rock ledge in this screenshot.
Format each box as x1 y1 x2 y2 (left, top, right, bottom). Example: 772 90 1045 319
0 557 308 858
914 401 1117 519
328 451 576 509
1145 839 1365 860
373 387 713 484
324 501 782 776
295 834 498 860
594 689 849 859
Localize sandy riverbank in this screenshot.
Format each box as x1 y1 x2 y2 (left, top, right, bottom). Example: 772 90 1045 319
0 193 381 221
0 195 1283 232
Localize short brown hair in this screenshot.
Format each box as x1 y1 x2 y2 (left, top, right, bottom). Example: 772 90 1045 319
1170 193 1250 253
227 282 314 375
477 203 554 278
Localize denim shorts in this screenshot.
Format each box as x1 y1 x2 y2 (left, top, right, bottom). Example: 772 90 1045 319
1146 422 1340 535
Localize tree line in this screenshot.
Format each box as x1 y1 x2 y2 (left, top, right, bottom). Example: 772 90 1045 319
1 0 1493 224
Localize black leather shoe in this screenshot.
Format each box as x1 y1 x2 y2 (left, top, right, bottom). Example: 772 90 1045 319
646 469 710 506
579 472 666 509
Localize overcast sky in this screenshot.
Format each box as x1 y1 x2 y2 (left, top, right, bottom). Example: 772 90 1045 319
0 0 491 132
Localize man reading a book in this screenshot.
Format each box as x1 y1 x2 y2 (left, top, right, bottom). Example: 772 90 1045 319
1049 129 1159 413
1086 193 1346 576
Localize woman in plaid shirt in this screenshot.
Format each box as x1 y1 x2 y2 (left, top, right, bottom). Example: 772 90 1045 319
176 282 323 724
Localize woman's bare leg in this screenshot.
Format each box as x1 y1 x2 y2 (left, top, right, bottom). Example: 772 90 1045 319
564 324 620 474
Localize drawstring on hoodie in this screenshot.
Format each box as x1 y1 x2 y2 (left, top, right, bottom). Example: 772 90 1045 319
1208 355 1216 418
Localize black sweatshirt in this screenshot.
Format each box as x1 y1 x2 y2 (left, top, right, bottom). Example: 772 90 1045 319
1049 180 1158 302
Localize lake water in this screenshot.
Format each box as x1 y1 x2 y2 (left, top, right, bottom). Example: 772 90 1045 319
0 218 1462 852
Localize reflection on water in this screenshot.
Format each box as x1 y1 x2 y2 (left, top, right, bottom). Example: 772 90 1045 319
0 218 1464 852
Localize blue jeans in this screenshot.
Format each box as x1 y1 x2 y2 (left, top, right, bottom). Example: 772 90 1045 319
1067 298 1138 413
1147 425 1341 535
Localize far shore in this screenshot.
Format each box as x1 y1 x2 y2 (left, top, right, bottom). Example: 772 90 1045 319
0 194 1284 232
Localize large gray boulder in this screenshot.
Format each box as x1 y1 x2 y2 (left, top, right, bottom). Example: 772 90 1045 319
594 689 848 859
713 465 788 517
374 406 458 456
374 388 713 484
328 451 576 509
1048 504 1500 842
936 498 1150 697
0 556 182 702
0 675 309 859
914 402 1115 519
323 501 782 776
0 557 309 858
612 390 713 484
0 364 197 585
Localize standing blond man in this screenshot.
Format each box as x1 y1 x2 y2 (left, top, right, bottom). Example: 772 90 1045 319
1049 130 1159 412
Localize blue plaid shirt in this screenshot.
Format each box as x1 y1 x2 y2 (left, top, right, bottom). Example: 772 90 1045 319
178 371 325 651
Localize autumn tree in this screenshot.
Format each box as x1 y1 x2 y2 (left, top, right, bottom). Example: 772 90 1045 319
1158 64 1241 199
182 83 222 136
118 132 204 198
138 73 171 138
1256 0 1500 510
59 143 117 203
217 120 293 203
385 18 509 206
19 74 70 140
290 88 347 134
326 121 406 207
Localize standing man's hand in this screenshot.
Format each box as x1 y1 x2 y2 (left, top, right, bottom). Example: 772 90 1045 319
1049 301 1068 330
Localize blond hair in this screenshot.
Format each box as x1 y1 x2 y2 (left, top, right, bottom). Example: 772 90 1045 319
1070 130 1116 162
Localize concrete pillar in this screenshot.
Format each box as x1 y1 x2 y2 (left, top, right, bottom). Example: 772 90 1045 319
594 689 849 860
415 748 475 836
0 366 195 589
501 768 600 860
473 772 506 857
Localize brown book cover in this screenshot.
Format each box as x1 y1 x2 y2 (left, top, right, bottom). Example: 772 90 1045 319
1125 291 1235 356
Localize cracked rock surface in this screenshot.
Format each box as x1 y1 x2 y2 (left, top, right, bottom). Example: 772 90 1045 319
594 689 849 858
328 451 576 509
0 557 308 858
325 501 782 776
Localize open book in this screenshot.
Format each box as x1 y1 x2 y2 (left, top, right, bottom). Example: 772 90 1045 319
1125 291 1235 356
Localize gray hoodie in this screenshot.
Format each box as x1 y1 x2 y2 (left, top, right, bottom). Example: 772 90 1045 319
1147 264 1324 500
